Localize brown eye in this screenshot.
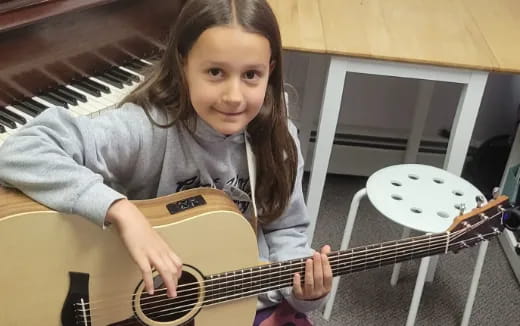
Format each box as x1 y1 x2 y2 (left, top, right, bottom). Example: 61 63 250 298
244 70 259 80
208 68 222 77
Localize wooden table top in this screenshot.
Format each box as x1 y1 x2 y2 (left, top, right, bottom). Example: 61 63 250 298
269 0 520 73
268 0 326 53
463 0 520 73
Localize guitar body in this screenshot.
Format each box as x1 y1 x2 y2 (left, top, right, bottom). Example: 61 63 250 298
0 188 259 326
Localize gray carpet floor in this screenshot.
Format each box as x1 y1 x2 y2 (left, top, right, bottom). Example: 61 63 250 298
303 173 520 326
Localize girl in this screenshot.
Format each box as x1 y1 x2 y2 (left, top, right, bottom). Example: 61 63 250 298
0 0 332 324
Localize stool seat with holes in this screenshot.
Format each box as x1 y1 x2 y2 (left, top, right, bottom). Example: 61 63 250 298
322 164 490 326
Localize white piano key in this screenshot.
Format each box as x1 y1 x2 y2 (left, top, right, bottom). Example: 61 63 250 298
119 66 145 79
5 105 34 124
140 59 153 66
66 85 112 109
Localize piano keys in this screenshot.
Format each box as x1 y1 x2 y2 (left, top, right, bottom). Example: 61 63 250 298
0 0 184 145
0 58 152 145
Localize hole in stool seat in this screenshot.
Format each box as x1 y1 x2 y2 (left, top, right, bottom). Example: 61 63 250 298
410 207 422 214
391 194 403 201
453 190 464 196
391 180 402 187
408 174 419 180
433 178 444 184
437 211 449 218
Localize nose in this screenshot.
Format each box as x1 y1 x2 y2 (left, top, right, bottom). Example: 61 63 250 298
222 77 243 107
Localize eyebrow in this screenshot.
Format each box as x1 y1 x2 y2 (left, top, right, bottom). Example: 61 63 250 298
205 61 267 70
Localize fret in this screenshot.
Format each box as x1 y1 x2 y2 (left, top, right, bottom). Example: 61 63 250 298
410 238 416 261
254 266 263 294
277 262 283 288
394 240 399 266
365 243 383 270
364 246 368 271
379 243 384 268
248 267 254 296
427 234 432 256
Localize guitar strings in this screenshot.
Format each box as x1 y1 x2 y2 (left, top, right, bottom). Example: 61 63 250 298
79 211 499 323
83 221 486 318
85 231 494 325
83 229 457 310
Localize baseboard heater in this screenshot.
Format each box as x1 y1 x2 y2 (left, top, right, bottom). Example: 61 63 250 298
303 131 477 177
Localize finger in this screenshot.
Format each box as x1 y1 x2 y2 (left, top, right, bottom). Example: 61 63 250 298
137 258 154 295
305 258 314 294
313 251 324 291
161 252 180 297
292 273 303 298
152 255 177 298
158 236 183 279
169 251 183 279
321 247 333 290
321 244 332 254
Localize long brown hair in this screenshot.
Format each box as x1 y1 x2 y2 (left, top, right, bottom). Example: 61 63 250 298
123 0 297 224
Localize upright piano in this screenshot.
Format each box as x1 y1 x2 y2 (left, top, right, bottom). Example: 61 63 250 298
0 0 184 145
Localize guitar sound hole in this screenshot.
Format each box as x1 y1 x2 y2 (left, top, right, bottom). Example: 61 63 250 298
139 271 200 322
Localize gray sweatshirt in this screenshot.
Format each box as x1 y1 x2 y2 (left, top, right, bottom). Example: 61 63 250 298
0 103 327 313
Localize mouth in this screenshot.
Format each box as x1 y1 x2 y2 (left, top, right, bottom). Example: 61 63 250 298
213 107 245 116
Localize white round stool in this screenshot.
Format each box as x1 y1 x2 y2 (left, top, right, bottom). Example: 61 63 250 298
323 164 490 326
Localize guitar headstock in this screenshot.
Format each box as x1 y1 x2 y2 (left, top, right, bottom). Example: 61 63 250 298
447 195 519 253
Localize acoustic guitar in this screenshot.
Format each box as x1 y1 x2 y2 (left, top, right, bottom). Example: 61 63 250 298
0 187 514 325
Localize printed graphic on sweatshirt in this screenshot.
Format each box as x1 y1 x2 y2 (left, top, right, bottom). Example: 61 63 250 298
176 175 251 213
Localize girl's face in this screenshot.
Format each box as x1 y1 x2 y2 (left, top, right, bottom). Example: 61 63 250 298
183 25 272 135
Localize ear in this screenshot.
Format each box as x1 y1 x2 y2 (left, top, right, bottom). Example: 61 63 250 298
269 60 276 75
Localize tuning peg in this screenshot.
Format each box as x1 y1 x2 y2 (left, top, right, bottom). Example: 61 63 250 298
503 207 520 231
475 195 486 208
492 187 500 199
458 203 466 215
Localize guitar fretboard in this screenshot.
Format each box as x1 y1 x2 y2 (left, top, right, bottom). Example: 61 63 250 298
203 232 454 306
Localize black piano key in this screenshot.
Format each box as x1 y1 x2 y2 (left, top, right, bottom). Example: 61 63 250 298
23 99 47 113
57 86 87 103
104 70 132 86
39 94 69 108
82 78 110 94
126 59 147 70
0 124 5 133
97 74 124 89
48 90 78 106
12 102 39 117
0 115 16 129
112 67 140 82
0 107 26 124
71 82 101 97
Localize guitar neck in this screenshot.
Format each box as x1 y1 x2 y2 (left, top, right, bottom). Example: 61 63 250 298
203 232 453 306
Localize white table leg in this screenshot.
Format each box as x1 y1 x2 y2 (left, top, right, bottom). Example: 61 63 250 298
424 71 488 283
443 71 488 175
306 57 345 243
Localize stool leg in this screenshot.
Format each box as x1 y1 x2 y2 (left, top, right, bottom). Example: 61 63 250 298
390 227 411 286
461 241 489 326
425 255 440 283
322 188 367 320
405 256 431 326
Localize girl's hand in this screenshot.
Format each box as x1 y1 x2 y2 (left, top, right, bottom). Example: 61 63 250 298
106 199 183 298
292 245 332 301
